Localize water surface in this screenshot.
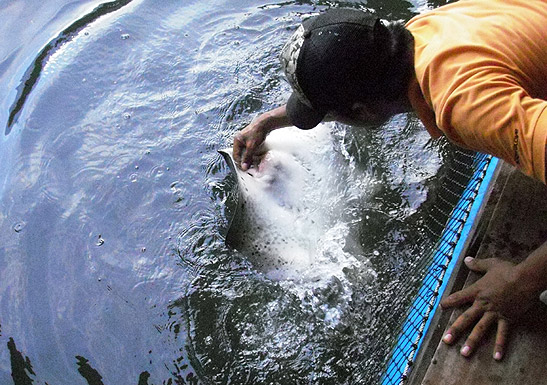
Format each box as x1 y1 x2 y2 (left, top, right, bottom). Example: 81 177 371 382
0 0 455 383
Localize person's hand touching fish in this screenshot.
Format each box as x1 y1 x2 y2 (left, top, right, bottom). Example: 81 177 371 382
233 105 291 171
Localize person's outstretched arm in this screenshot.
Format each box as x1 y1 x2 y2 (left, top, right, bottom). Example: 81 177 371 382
440 240 547 360
233 105 292 170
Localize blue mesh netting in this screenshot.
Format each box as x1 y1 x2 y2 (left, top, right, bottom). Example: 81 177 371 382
381 151 498 385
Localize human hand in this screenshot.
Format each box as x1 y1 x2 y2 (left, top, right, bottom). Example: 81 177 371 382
232 105 291 171
440 257 537 361
232 118 269 171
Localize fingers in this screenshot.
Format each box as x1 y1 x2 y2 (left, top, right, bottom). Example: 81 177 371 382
463 256 498 273
493 318 509 361
232 132 263 171
441 284 478 309
440 256 514 360
442 305 484 345
460 311 497 357
443 307 510 360
232 134 243 163
232 134 248 170
240 142 256 171
441 256 505 309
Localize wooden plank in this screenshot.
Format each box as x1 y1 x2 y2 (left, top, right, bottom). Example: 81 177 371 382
418 168 547 385
408 160 510 384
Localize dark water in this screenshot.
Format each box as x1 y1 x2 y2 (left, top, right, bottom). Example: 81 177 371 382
0 0 455 384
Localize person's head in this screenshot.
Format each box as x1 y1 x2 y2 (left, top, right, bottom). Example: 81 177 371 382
280 8 414 129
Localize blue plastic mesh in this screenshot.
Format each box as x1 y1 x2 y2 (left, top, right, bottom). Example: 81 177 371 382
381 151 497 385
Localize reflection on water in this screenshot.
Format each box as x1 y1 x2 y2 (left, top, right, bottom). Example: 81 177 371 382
0 0 449 384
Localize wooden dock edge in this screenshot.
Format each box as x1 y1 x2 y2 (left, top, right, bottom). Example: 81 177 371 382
407 160 511 385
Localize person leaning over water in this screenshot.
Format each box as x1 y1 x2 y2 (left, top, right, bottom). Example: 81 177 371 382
232 1 547 361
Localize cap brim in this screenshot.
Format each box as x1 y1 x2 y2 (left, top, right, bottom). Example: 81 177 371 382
286 93 325 130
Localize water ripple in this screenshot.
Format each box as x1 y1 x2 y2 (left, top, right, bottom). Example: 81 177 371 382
6 0 134 134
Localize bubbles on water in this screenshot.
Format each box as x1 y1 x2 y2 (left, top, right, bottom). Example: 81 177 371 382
130 173 138 182
151 165 164 178
123 113 131 120
121 33 130 40
170 181 185 204
13 221 26 233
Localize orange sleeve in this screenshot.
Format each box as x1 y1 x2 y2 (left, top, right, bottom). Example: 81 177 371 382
431 61 547 184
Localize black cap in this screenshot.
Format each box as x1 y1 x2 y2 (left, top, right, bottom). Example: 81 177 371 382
280 8 391 129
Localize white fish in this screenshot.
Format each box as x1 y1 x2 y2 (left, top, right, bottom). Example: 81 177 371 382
220 124 372 284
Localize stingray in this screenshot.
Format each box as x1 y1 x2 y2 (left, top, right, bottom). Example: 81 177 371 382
219 124 364 282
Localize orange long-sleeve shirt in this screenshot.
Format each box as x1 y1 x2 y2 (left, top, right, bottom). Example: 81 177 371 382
406 0 547 183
